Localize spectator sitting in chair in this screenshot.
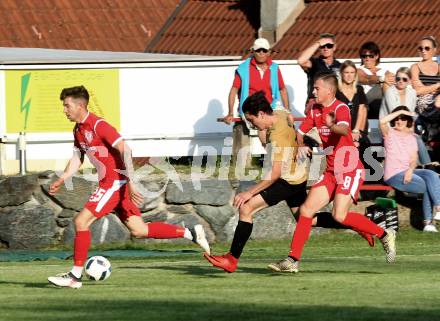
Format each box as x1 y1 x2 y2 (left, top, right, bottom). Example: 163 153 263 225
380 106 440 232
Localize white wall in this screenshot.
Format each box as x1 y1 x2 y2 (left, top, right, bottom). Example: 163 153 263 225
0 57 420 174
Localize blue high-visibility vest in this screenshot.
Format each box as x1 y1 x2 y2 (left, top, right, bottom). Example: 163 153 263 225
236 58 281 115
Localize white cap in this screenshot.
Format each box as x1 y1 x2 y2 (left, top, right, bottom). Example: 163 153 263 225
252 38 270 50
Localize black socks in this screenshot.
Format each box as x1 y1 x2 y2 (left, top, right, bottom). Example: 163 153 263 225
230 221 253 259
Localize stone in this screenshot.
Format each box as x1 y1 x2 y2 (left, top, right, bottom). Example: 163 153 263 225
194 205 236 237
63 214 130 245
42 176 97 211
56 218 71 227
0 174 39 207
137 180 166 211
141 211 169 222
166 204 194 215
165 180 232 205
58 209 77 218
0 203 57 249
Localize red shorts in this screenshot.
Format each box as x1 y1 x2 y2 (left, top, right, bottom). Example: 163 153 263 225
85 180 141 222
312 166 365 202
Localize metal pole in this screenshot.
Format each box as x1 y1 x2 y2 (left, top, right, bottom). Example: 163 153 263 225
18 131 26 175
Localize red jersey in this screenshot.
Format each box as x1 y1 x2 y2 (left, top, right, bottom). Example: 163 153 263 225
298 99 361 172
232 57 285 104
73 112 125 187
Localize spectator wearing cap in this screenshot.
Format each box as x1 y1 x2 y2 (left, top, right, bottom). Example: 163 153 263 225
220 38 290 166
297 33 341 114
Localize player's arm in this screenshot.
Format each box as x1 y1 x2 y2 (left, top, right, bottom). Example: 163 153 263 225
96 120 144 206
295 110 314 158
49 149 84 195
328 105 351 136
113 140 143 207
233 160 282 208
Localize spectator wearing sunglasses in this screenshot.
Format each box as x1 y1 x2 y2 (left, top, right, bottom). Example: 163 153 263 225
379 67 431 165
380 106 440 232
410 36 440 117
220 38 290 166
297 33 341 114
358 42 395 120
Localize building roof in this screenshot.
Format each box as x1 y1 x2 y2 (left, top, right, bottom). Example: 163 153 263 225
272 0 440 59
0 0 180 52
0 47 239 65
145 0 259 56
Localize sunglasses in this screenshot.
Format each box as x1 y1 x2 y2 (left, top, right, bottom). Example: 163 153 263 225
396 76 409 82
319 43 334 49
418 46 432 52
361 54 375 59
254 48 269 53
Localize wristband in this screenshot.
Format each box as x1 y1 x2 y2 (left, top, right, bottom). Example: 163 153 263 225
352 129 360 134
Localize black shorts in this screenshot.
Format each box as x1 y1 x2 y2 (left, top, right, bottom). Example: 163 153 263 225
259 179 307 208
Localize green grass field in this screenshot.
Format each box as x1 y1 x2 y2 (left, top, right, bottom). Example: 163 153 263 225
1 230 440 321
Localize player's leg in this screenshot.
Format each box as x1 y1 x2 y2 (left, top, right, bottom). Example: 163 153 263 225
48 208 97 288
119 193 210 254
204 194 268 272
334 168 396 263
269 184 330 273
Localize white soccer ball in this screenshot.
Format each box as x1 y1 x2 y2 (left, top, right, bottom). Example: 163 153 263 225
85 256 112 281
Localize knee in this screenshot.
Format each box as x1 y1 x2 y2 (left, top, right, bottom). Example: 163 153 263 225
74 215 89 231
332 211 346 224
299 204 314 218
239 204 253 222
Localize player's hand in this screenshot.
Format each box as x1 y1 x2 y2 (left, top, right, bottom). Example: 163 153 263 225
222 115 234 125
233 191 253 208
287 113 295 127
403 169 413 184
49 178 64 195
128 181 144 207
296 146 312 160
325 112 335 128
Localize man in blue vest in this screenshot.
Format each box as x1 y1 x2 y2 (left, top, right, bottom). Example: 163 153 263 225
220 38 291 166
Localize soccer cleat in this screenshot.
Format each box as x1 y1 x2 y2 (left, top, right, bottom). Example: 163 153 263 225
204 252 238 273
355 229 375 247
190 224 211 255
48 272 82 289
380 228 397 263
268 257 299 273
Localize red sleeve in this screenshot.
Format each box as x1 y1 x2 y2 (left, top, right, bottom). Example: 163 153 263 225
298 109 315 135
335 103 351 127
95 120 122 147
232 72 241 88
277 69 285 89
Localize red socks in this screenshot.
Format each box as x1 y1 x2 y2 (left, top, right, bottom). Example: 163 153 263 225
342 212 385 238
73 230 91 267
289 216 313 260
146 222 185 239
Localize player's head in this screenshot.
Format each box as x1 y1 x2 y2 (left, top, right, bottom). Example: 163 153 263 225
60 86 89 123
242 91 273 130
313 73 338 105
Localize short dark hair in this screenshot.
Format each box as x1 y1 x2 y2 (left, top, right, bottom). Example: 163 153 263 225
242 91 273 116
319 33 336 41
359 41 381 64
314 72 338 92
60 85 89 103
390 106 413 128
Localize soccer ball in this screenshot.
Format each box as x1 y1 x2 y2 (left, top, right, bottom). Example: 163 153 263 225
85 256 112 281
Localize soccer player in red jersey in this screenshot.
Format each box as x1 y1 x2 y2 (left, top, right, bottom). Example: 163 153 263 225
48 86 210 288
268 73 396 273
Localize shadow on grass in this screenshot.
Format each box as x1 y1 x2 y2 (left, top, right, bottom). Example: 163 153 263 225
3 298 439 321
